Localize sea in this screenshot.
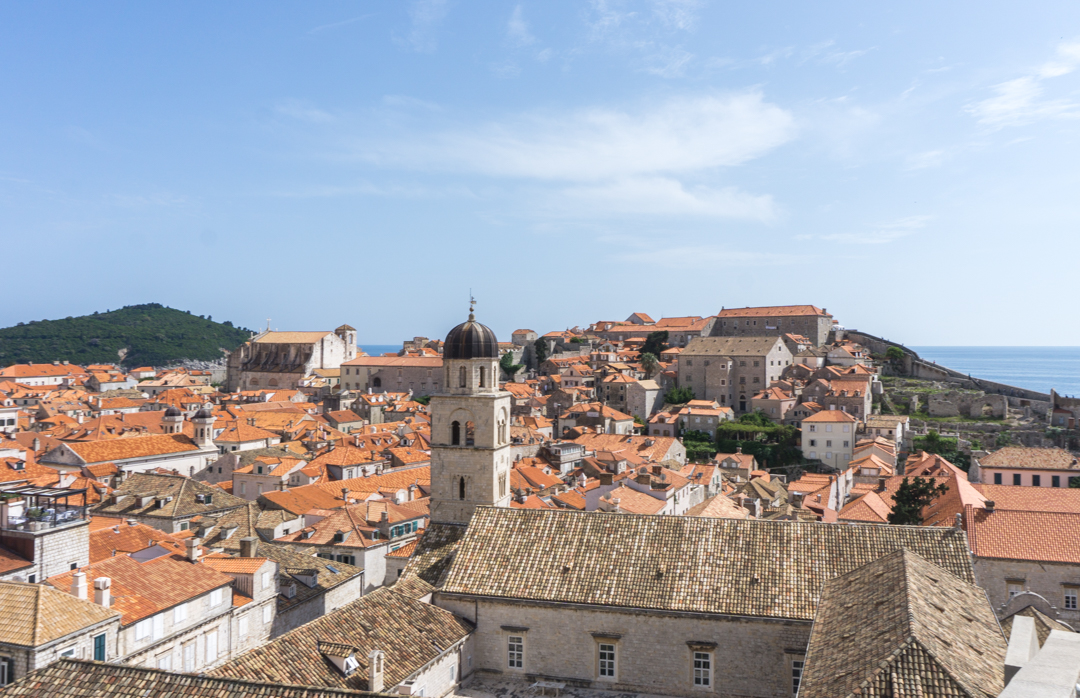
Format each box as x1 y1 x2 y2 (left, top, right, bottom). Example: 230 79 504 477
910 347 1080 398
357 344 406 357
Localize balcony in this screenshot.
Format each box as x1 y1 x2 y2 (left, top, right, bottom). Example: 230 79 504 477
0 485 89 532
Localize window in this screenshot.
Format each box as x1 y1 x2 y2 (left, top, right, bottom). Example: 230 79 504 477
459 477 466 500
507 635 524 668
809 425 816 432
598 643 616 678
825 440 832 448
135 619 151 641
210 588 223 607
1013 473 1022 486
59 647 76 659
239 616 249 637
809 452 816 459
174 603 187 624
0 657 13 686
451 421 460 445
843 441 849 448
262 571 270 590
263 605 273 624
809 439 816 447
1007 580 1025 598
153 615 164 641
1065 587 1079 610
1033 474 1041 487
693 651 712 687
1053 475 1061 487
994 472 1002 485
93 633 106 661
28 574 35 584
206 629 218 661
157 654 171 671
792 659 805 695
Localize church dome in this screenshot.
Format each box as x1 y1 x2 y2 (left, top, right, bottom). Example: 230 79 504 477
444 309 499 360
164 406 183 418
193 407 214 420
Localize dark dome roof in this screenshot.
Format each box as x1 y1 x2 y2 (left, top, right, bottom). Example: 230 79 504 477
444 312 499 360
193 407 214 420
164 406 183 418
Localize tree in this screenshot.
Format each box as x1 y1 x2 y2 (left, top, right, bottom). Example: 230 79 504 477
886 346 904 361
640 352 659 377
665 386 694 404
641 330 669 357
533 338 548 364
888 477 948 525
413 395 432 406
500 351 525 380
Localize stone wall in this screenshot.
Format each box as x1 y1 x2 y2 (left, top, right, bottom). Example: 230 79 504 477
437 595 810 698
973 556 1080 626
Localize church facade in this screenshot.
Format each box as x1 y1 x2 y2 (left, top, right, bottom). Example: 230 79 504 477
225 326 356 391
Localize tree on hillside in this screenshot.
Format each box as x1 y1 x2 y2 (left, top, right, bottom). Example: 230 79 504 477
886 346 904 361
640 352 659 377
665 386 694 404
888 477 948 526
533 338 548 364
641 330 669 357
500 351 525 381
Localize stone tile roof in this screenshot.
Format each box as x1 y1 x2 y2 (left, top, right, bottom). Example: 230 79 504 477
47 554 233 626
682 336 784 357
400 522 467 587
92 473 248 520
440 508 974 620
256 542 363 612
963 506 1080 564
1 659 389 698
210 585 472 691
798 549 1005 698
1000 605 1075 646
980 446 1080 471
718 305 828 317
0 581 120 647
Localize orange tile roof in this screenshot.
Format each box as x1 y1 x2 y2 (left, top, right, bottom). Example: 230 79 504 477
600 483 666 515
964 506 1080 564
801 410 858 423
972 484 1080 514
61 433 201 464
89 521 191 563
199 557 270 574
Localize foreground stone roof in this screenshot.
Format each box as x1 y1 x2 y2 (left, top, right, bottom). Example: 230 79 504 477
798 549 1006 698
400 522 467 588
439 507 974 621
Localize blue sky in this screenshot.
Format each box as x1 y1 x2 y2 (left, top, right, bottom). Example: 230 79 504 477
2 1 1079 346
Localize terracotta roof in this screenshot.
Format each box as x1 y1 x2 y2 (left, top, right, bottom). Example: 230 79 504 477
0 581 119 647
973 483 1080 513
798 549 1005 698
47 554 233 625
386 538 420 558
210 585 472 691
964 506 1080 564
341 356 442 367
89 521 190 563
718 305 828 317
199 556 270 574
980 446 1080 471
802 410 858 423
214 420 279 443
838 490 893 524
1 659 385 698
440 508 974 620
59 434 201 464
253 331 333 344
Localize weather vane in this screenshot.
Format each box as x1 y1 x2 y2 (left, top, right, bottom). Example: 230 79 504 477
469 290 475 317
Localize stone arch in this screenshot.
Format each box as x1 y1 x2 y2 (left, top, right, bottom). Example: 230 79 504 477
248 377 259 387
451 421 461 446
268 378 279 387
459 476 466 500
373 377 382 388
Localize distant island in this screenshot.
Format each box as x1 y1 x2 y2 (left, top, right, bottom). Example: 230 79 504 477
0 303 253 368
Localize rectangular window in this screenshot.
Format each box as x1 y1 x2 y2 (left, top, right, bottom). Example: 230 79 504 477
174 603 187 624
94 633 106 661
825 440 832 448
59 647 76 659
135 619 150 641
507 635 524 669
262 571 270 590
693 651 711 687
598 643 616 678
0 657 13 686
239 616 249 637
1007 580 1025 598
809 439 816 447
1066 587 1078 610
263 604 272 624
1033 475 1041 487
210 589 223 607
1053 475 1061 487
994 473 1002 485
153 614 164 641
792 659 804 695
205 629 218 662
843 441 849 447
1013 473 1022 486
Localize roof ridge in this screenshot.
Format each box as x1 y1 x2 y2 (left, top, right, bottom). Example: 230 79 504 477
902 634 981 698
31 583 43 646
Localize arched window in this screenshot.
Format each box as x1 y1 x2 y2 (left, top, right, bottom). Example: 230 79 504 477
373 377 382 388
479 366 486 388
459 477 466 500
459 366 466 388
249 377 259 386
268 378 279 387
451 421 460 446
466 421 475 446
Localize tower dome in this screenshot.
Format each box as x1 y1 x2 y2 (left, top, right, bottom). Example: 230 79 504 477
164 406 183 418
193 407 214 420
444 305 499 360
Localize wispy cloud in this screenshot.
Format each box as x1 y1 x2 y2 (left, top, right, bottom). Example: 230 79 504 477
355 91 795 182
800 215 932 244
553 177 777 220
399 0 448 53
967 41 1080 129
507 5 535 47
904 150 946 170
306 14 373 35
650 0 703 31
613 243 800 268
275 100 335 124
382 95 443 112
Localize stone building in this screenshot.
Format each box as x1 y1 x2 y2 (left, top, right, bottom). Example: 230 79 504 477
800 410 858 470
970 446 1080 488
0 484 92 584
427 507 974 698
714 305 834 347
340 356 443 397
677 336 793 412
428 306 513 526
226 326 357 392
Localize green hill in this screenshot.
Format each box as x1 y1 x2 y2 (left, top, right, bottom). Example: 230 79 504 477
0 304 253 368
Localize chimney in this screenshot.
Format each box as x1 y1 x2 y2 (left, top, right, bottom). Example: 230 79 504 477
93 577 111 607
954 512 963 529
877 477 886 492
240 537 259 558
380 511 389 523
636 470 651 486
185 537 201 562
984 500 995 513
368 650 385 693
71 572 88 600
736 446 742 454
652 465 662 475
599 472 613 486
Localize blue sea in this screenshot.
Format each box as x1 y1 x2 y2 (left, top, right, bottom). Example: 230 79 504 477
911 347 1080 398
357 344 404 357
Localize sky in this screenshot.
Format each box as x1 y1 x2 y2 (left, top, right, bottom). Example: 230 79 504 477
2 1 1080 346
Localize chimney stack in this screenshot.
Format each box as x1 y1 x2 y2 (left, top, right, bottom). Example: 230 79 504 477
71 572 88 600
877 477 886 492
185 537 201 563
984 500 995 513
93 577 111 608
240 537 259 558
368 650 385 693
599 472 613 486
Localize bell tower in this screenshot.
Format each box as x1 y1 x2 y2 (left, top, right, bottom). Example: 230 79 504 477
429 301 513 525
